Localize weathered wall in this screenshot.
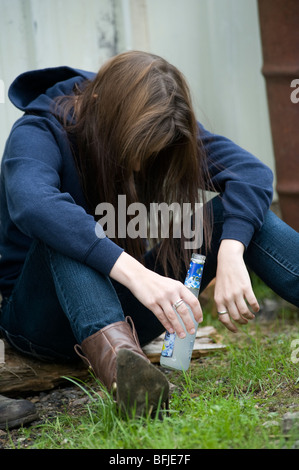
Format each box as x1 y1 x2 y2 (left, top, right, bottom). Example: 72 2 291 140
0 0 276 192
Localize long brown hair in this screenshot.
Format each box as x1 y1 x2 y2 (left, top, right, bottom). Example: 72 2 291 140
56 51 213 279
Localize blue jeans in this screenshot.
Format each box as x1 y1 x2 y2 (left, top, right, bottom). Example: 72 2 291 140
0 196 298 362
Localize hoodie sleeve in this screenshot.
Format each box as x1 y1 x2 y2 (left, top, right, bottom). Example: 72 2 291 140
199 123 274 248
3 116 124 275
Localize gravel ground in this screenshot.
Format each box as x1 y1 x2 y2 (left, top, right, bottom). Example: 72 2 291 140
2 379 299 450
0 382 95 449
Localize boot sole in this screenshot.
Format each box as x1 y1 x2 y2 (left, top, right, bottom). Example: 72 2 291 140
116 349 169 418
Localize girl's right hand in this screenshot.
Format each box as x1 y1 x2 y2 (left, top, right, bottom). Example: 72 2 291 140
109 251 202 338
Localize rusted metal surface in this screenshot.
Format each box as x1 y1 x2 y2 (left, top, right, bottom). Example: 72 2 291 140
258 0 299 231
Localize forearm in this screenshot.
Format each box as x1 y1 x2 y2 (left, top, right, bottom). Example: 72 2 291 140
218 239 245 258
109 251 147 290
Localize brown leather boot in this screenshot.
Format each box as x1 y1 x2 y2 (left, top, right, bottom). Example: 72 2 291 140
75 317 169 417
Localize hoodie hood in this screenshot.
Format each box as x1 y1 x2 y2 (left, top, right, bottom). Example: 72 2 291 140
8 66 96 113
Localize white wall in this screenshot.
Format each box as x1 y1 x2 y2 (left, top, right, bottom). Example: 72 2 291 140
0 0 117 157
117 0 276 190
0 0 276 193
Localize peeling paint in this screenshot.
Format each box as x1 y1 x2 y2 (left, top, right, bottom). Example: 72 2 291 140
96 5 117 57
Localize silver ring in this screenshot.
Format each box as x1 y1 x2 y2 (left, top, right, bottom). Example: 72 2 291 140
217 310 228 316
173 298 184 309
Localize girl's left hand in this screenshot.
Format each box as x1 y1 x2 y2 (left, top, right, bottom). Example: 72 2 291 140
214 239 260 332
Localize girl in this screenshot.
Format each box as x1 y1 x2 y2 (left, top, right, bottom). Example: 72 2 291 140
0 51 298 416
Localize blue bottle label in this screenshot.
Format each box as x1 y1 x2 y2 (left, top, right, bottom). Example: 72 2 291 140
184 260 204 290
161 331 176 357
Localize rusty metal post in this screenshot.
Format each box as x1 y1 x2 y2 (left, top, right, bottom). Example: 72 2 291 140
258 0 299 231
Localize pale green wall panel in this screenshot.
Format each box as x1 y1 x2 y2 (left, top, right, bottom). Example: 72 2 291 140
1 0 276 194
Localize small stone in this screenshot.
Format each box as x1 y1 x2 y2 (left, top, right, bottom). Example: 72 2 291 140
40 393 50 402
72 396 90 407
292 440 299 449
262 420 279 428
282 411 299 434
256 299 280 322
29 396 40 404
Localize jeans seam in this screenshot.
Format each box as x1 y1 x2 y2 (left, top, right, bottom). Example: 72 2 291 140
46 246 74 327
3 329 67 361
251 239 299 277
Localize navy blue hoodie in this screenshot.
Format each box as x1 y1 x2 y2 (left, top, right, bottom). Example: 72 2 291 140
0 66 273 297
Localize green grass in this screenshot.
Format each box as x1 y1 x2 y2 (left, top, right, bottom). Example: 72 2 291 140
7 274 299 450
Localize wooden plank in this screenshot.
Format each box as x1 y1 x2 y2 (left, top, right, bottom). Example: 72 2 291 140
0 340 89 395
142 326 226 363
0 326 226 394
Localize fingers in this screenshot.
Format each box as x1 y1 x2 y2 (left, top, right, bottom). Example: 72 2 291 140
164 299 201 338
216 289 260 333
166 302 195 338
151 285 202 339
216 311 238 333
151 302 193 338
173 298 202 337
184 290 203 324
151 304 176 335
